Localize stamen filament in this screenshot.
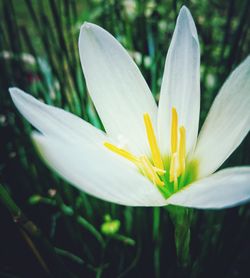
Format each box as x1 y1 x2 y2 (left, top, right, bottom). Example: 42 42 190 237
169 152 178 183
171 107 178 154
178 126 186 174
140 156 164 186
104 142 138 163
153 167 166 175
143 113 164 172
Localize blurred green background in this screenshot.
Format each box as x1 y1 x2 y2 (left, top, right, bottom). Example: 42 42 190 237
0 0 250 277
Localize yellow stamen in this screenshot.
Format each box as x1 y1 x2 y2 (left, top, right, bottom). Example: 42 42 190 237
139 156 164 186
171 107 178 154
178 126 186 175
103 108 187 191
143 113 164 172
104 142 138 164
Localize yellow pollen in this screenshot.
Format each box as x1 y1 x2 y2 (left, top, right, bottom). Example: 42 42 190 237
143 113 164 173
104 142 139 164
171 107 178 154
178 126 186 174
139 156 164 186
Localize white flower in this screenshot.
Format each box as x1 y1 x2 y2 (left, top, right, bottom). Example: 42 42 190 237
10 6 250 209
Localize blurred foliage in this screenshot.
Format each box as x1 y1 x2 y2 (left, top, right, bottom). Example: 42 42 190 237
0 0 250 277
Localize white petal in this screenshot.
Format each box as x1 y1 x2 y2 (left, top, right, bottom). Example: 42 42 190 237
193 56 250 178
32 133 167 207
10 87 106 145
158 6 200 156
167 167 250 209
79 22 157 155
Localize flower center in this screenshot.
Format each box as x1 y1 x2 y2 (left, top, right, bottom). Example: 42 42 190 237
104 107 197 197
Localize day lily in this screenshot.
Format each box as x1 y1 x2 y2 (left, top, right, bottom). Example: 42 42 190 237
10 6 250 209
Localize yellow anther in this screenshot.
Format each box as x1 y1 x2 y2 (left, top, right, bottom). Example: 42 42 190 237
139 156 164 186
171 107 178 154
104 142 138 164
143 113 164 173
178 126 186 175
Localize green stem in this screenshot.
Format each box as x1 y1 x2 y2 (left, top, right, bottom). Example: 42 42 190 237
167 206 193 267
110 233 136 246
29 193 105 247
0 184 21 216
77 216 105 248
0 184 76 278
